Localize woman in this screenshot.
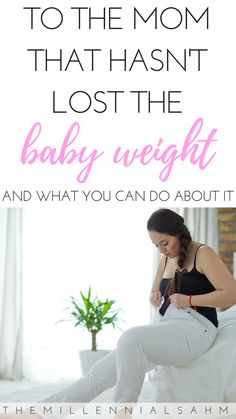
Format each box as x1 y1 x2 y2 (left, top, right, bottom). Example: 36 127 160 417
2 209 236 418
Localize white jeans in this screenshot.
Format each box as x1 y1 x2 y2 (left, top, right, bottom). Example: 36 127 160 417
41 304 217 406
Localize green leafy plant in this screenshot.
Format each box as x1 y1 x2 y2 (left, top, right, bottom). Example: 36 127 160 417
60 286 121 350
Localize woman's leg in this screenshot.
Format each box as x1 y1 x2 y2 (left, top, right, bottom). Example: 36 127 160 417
0 311 216 419
42 349 117 403
0 353 121 419
0 309 216 419
42 308 215 404
112 308 216 402
36 342 154 419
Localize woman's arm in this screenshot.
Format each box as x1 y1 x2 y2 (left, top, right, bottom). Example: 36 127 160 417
189 246 236 308
169 246 236 309
149 255 166 307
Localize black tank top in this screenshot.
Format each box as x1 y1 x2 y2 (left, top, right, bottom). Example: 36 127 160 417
159 245 218 328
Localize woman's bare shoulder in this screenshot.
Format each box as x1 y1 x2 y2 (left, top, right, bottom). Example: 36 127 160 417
197 244 217 257
192 243 219 273
196 244 223 274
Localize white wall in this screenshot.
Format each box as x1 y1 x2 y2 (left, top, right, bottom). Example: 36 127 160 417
22 205 156 381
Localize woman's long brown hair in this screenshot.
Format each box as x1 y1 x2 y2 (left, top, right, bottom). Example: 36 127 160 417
147 209 192 296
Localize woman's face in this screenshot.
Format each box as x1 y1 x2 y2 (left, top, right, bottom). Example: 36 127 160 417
148 231 180 258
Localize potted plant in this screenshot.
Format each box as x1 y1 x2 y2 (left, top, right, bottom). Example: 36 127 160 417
59 286 121 375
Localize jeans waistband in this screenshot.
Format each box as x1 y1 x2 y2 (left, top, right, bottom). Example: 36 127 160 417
161 304 217 333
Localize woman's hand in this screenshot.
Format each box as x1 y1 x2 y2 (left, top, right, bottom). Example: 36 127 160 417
150 291 162 307
169 293 189 308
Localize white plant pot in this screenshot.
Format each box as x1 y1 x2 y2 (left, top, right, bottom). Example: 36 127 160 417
79 349 111 376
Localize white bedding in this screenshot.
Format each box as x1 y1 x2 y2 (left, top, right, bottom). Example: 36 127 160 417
154 310 236 402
